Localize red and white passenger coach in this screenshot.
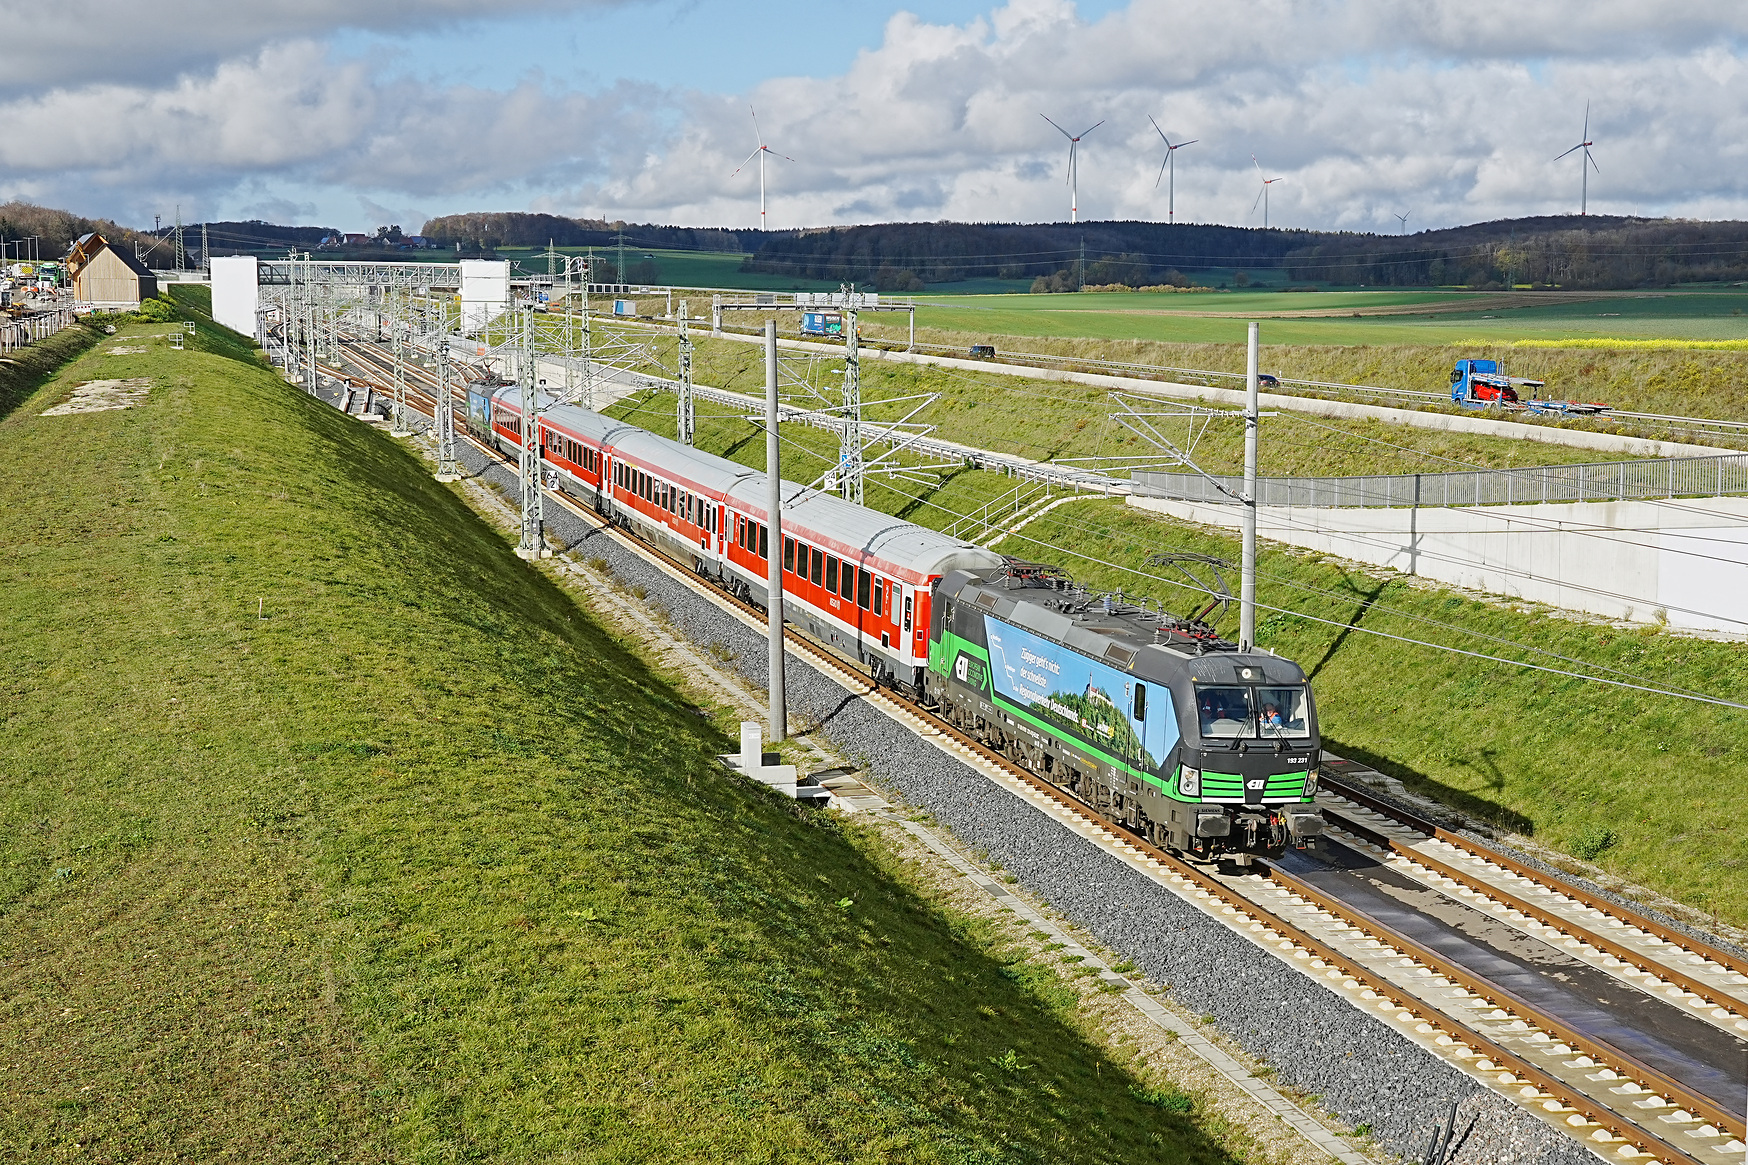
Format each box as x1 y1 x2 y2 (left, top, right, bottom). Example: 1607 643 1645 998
470 385 1004 690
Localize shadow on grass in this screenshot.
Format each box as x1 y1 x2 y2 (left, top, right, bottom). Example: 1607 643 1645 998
895 465 972 522
1304 571 1390 683
1322 736 1535 836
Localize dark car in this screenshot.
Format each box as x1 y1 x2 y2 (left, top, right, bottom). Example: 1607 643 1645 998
968 344 996 359
1256 373 1280 388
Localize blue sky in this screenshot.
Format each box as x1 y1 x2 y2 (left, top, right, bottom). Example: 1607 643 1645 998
4 0 1747 236
332 1 1127 94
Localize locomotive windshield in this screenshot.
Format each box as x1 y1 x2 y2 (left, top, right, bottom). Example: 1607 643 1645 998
1196 686 1252 738
1258 686 1310 737
1195 684 1312 740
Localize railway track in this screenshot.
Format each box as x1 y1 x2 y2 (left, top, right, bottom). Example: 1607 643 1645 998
325 331 1748 1162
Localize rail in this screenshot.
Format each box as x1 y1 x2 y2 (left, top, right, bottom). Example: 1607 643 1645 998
337 342 1738 1163
1133 451 1748 508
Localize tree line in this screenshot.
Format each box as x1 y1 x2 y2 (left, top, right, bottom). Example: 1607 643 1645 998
738 220 1321 288
1281 215 1748 289
419 211 775 254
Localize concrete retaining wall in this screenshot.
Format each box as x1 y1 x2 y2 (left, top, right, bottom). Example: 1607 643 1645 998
1128 493 1748 635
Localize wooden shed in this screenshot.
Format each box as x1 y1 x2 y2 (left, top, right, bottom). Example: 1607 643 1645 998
67 234 158 309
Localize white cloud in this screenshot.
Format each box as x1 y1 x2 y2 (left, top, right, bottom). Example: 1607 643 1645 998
5 0 1748 232
0 0 627 92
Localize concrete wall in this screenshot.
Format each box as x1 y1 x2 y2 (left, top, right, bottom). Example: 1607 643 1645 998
210 255 258 336
459 259 510 333
1127 493 1748 635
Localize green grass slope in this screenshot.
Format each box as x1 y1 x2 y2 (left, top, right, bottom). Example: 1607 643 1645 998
0 318 105 420
0 317 1234 1161
609 390 1748 928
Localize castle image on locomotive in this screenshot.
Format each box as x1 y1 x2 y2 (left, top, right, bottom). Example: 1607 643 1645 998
464 381 1323 861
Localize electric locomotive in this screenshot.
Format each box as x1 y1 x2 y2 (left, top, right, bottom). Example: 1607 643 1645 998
926 560 1324 862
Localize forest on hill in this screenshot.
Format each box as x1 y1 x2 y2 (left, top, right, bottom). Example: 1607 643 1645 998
420 210 772 254
1280 215 1748 288
738 220 1321 287
0 201 152 260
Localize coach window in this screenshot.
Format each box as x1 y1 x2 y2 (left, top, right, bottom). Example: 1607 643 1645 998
754 524 765 559
783 537 795 573
903 594 912 631
809 546 823 585
825 556 838 595
872 578 884 617
841 564 855 602
857 568 871 609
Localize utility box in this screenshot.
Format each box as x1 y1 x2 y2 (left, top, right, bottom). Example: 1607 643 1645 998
801 311 842 336
612 299 638 316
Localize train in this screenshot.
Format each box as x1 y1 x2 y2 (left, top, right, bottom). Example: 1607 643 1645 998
465 381 1324 861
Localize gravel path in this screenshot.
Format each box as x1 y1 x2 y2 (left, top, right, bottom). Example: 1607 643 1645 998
458 444 1600 1164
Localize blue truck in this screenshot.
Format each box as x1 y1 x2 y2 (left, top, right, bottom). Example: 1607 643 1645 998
1449 358 1609 417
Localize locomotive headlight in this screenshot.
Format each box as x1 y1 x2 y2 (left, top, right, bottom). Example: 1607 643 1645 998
1178 766 1201 797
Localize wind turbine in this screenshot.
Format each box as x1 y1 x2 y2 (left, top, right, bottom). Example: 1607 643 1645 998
1394 211 1410 234
731 106 793 231
1251 155 1283 229
1041 114 1104 223
1554 102 1599 215
1148 116 1197 222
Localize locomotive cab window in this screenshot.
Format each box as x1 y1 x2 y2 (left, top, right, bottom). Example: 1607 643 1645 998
1257 686 1310 737
1196 686 1254 739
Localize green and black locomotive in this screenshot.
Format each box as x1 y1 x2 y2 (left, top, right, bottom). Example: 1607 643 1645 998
925 561 1324 862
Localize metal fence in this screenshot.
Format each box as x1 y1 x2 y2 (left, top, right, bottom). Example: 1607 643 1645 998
0 308 77 355
1133 452 1748 508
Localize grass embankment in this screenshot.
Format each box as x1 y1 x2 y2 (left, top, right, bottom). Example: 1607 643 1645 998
612 326 1656 478
0 318 105 420
1 313 1239 1160
611 390 1748 929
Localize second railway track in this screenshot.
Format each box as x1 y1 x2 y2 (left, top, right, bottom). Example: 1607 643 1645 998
326 331 1748 1164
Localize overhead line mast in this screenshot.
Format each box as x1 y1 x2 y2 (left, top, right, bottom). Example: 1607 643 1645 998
515 305 547 561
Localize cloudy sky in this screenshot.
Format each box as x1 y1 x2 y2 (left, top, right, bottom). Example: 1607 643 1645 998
4 0 1747 236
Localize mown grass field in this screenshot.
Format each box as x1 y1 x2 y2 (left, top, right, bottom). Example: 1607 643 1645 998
909 287 1748 347
0 310 1248 1161
610 386 1748 929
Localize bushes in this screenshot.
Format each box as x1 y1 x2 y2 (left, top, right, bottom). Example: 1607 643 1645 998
138 295 176 322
